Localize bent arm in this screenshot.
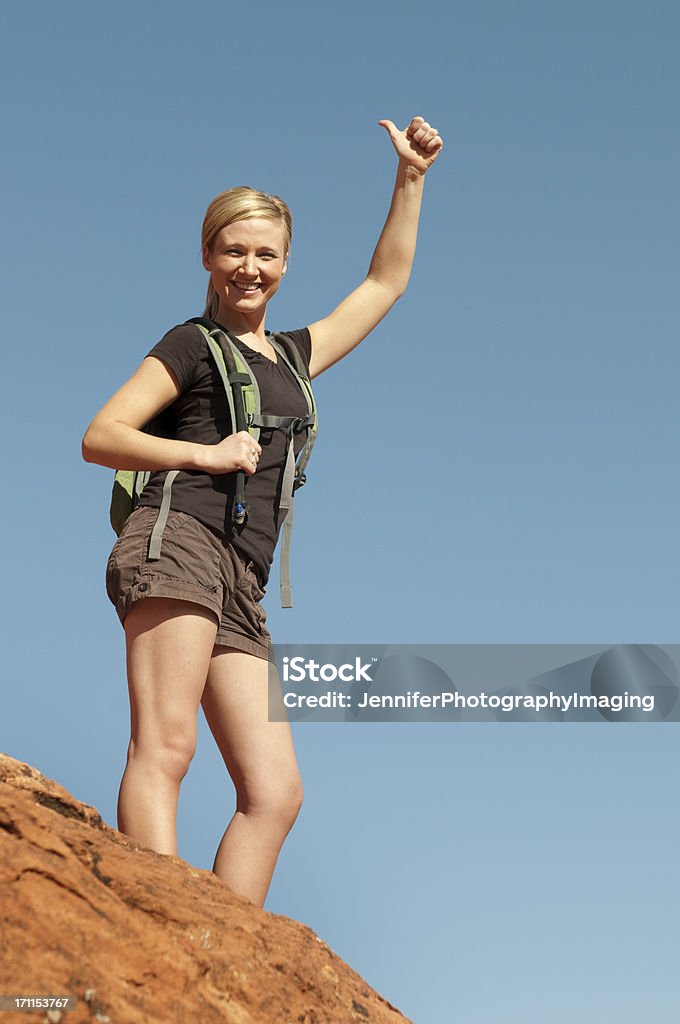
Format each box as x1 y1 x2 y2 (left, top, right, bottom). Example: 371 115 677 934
81 356 207 471
308 116 442 379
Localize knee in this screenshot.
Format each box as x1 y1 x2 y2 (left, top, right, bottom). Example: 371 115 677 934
127 736 196 784
272 779 304 832
284 777 304 826
242 774 304 832
159 743 196 784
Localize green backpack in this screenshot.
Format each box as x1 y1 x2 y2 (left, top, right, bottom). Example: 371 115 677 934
109 317 318 608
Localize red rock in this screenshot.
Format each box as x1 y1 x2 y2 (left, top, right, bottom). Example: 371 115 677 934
0 754 412 1024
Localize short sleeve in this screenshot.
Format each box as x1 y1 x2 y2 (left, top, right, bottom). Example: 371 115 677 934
146 324 204 393
277 327 312 376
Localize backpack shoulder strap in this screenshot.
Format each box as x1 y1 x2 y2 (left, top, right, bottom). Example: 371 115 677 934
268 330 309 379
268 332 318 487
187 318 260 527
187 318 261 441
265 332 319 608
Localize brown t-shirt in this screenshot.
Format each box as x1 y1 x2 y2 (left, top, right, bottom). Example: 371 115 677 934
137 320 313 587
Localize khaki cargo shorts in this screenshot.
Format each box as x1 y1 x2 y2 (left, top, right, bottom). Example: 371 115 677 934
105 505 273 662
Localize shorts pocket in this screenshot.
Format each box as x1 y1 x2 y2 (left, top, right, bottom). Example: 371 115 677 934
144 511 222 593
104 507 156 609
151 508 198 539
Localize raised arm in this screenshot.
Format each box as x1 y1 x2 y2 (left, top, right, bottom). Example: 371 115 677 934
307 116 443 379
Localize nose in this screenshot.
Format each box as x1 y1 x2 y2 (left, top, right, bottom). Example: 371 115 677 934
238 252 258 278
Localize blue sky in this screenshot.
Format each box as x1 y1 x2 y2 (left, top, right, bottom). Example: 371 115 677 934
2 2 679 1021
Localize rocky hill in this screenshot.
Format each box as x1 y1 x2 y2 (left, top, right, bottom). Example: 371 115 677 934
0 754 412 1024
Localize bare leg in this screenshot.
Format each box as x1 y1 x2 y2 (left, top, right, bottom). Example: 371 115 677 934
200 648 303 907
117 598 218 855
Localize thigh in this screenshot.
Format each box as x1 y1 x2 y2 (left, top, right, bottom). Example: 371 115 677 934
124 597 218 755
200 648 301 805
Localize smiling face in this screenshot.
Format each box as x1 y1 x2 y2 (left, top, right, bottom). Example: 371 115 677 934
202 217 288 329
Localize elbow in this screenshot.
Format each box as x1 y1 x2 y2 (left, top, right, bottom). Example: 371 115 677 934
390 274 410 301
81 429 95 464
367 274 406 306
82 422 105 464
383 285 406 308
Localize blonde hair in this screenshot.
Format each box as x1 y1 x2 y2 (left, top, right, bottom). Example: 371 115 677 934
201 186 292 320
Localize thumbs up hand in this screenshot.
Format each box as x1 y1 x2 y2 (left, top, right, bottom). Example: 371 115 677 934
379 116 443 174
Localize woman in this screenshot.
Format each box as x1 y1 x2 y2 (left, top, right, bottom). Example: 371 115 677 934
82 115 443 908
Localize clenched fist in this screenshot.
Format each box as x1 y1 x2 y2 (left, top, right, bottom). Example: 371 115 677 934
198 431 262 475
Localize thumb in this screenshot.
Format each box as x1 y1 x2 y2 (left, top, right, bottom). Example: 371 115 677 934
378 119 399 141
